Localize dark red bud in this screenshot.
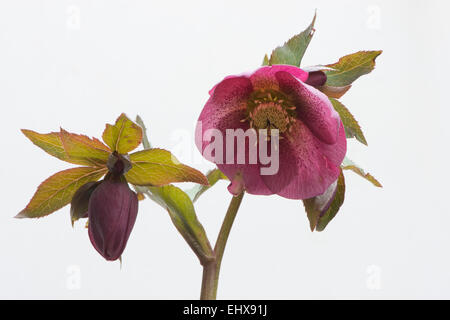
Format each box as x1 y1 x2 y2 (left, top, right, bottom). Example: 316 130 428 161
70 181 101 226
107 152 132 177
87 179 138 261
305 71 327 87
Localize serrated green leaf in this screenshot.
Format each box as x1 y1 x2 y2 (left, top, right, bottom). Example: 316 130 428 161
268 13 316 66
325 50 382 86
126 148 208 186
186 169 228 202
303 170 345 232
60 129 111 166
17 167 107 219
21 129 110 166
21 130 69 162
341 157 382 187
102 113 143 154
330 98 367 146
146 185 214 262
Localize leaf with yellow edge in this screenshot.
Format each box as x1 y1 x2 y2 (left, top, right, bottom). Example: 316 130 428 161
102 113 142 154
60 129 111 166
126 148 208 186
330 98 367 146
17 166 107 219
325 51 382 87
341 157 382 188
21 129 70 162
21 129 97 166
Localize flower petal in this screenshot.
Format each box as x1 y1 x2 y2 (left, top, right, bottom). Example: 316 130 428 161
274 120 347 200
219 163 274 196
197 77 252 156
227 172 245 196
250 65 309 90
257 136 296 194
276 70 340 145
203 109 273 195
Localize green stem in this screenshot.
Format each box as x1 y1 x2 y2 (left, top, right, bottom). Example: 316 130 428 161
200 192 244 300
200 261 216 300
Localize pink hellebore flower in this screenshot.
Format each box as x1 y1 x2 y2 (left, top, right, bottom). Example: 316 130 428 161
196 65 347 200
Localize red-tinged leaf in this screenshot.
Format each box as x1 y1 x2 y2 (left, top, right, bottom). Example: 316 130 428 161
21 129 93 166
102 113 143 154
17 167 107 219
125 148 208 186
330 98 368 146
60 128 111 166
341 157 382 187
325 51 382 86
318 84 352 99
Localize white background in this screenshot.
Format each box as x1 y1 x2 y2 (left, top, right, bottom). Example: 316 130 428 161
0 0 449 299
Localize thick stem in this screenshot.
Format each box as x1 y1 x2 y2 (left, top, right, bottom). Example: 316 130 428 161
200 261 216 300
200 192 244 300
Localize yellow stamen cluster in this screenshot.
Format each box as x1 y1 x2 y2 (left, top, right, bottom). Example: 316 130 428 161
245 89 296 135
251 102 289 132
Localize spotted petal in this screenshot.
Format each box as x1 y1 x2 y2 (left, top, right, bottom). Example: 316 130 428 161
276 70 340 145
197 76 253 155
275 120 346 199
199 109 273 195
249 65 308 91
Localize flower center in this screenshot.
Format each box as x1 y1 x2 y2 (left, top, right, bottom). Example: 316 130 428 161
246 89 296 134
251 102 289 132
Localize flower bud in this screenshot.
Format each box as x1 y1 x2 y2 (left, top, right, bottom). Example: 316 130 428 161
107 152 132 176
87 179 138 261
305 70 327 87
